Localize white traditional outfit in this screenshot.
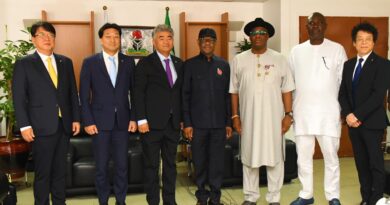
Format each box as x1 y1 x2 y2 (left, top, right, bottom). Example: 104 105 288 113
289 38 347 200
229 49 295 203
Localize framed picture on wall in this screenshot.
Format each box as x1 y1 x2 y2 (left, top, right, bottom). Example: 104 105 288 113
120 26 154 58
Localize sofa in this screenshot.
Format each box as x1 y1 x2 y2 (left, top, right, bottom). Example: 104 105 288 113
65 132 144 196
188 132 298 186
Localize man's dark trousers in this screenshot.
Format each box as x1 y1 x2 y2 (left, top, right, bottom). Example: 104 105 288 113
142 118 180 205
349 127 385 205
32 118 68 205
92 121 129 205
192 128 226 204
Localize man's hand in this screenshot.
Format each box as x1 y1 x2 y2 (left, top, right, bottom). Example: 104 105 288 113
138 123 150 133
226 126 233 139
85 125 98 135
128 121 137 132
282 116 293 135
346 113 361 127
232 117 242 135
21 128 35 142
72 122 80 136
184 127 193 141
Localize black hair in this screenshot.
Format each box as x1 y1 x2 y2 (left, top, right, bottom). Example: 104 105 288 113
351 22 378 42
98 23 122 38
30 21 56 37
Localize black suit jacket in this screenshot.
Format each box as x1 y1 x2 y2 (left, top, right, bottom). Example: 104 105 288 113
182 54 231 129
134 52 183 130
79 52 136 131
338 52 390 129
12 52 80 136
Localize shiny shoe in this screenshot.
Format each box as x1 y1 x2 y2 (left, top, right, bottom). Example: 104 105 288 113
329 198 341 205
290 197 314 205
359 202 367 205
242 201 257 205
196 201 207 205
269 203 280 205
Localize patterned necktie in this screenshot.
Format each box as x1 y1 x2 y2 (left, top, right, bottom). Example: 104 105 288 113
164 58 173 87
108 56 117 87
47 57 61 117
46 57 57 88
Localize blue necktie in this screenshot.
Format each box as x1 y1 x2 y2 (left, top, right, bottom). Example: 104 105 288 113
352 58 364 107
108 56 117 87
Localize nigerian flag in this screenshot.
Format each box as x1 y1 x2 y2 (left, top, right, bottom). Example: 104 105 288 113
165 7 175 55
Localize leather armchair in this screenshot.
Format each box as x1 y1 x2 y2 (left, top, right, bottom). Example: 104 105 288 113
65 132 144 196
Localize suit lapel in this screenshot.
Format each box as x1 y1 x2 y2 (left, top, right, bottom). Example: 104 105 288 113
98 53 114 88
171 55 181 88
116 53 126 88
54 54 65 90
151 52 171 88
32 52 57 91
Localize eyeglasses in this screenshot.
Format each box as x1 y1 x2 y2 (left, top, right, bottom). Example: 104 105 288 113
199 38 216 44
249 30 268 36
34 32 55 39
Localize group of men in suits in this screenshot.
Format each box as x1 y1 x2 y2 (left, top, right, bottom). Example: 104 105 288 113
11 13 390 205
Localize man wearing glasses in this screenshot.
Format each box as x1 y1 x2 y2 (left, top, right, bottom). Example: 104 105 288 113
288 12 347 205
182 28 232 205
230 18 295 205
12 21 80 205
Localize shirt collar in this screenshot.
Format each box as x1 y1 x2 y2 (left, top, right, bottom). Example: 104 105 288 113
102 50 119 60
36 50 54 61
198 52 215 61
356 51 372 62
156 51 172 62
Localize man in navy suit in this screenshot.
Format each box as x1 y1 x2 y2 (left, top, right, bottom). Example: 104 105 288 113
79 23 137 205
134 24 183 205
339 22 390 205
12 21 80 205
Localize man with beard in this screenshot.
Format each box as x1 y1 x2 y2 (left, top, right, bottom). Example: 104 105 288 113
230 18 295 205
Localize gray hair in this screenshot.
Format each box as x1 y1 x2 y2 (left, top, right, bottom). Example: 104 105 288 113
152 24 174 38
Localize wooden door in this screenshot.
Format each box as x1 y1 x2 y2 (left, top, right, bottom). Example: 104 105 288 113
298 16 389 158
180 12 229 61
42 10 95 90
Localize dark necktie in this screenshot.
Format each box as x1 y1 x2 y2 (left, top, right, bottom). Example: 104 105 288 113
352 58 364 86
352 58 364 107
164 59 173 87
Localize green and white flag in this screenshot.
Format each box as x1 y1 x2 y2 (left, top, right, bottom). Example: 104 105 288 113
165 7 175 56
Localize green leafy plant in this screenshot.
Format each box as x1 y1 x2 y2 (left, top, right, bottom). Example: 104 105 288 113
0 30 34 140
235 38 252 53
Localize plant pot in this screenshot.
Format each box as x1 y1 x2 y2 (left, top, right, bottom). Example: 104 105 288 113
0 137 31 180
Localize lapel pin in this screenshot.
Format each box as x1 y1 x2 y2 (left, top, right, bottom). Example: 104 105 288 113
217 68 223 75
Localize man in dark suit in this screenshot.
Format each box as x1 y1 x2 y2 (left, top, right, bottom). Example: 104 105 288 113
338 22 390 205
182 28 232 205
12 21 80 205
79 23 137 205
134 24 183 205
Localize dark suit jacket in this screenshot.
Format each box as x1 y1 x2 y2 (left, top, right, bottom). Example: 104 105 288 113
134 52 183 130
338 52 390 129
79 52 136 131
12 52 80 136
182 54 231 129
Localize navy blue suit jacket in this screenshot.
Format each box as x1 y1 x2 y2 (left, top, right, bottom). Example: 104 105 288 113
12 52 80 136
79 52 136 131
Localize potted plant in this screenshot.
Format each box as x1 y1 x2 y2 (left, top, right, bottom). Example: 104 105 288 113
235 38 252 53
0 30 35 180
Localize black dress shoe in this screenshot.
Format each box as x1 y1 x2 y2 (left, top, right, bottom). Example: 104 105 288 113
208 200 224 205
196 201 207 205
360 202 367 205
